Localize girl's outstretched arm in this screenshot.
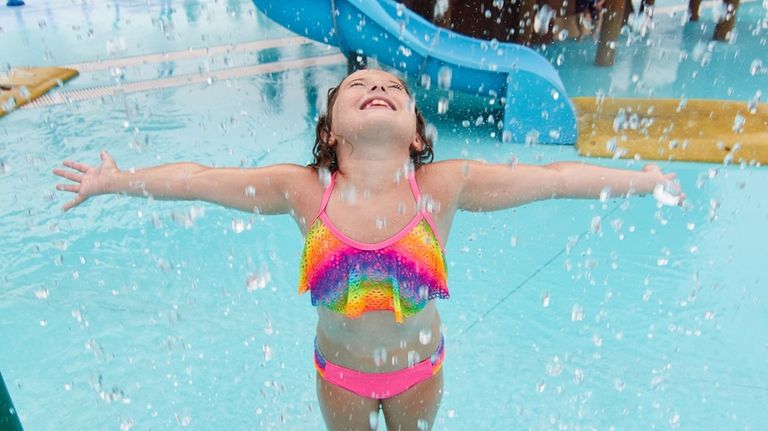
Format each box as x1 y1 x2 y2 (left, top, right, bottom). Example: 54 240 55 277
443 160 684 212
53 150 313 214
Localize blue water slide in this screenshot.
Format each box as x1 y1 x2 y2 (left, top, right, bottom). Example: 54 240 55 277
253 0 577 144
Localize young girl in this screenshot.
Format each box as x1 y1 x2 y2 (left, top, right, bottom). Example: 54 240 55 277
54 68 682 431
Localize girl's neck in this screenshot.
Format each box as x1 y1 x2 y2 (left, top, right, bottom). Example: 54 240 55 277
336 157 413 193
333 135 414 192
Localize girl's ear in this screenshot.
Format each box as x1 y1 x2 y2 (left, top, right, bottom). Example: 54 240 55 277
320 128 336 146
410 135 424 152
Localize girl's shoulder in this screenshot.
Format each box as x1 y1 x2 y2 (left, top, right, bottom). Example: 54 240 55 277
417 159 469 183
416 160 468 196
261 163 322 186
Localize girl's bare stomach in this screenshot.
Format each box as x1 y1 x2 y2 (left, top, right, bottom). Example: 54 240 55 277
315 301 442 373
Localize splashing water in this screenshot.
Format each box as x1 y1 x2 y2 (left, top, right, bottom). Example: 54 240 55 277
438 66 452 90
653 184 681 207
534 5 554 35
732 113 746 133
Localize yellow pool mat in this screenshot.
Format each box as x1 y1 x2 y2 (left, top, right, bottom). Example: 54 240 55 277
0 67 78 117
574 97 768 164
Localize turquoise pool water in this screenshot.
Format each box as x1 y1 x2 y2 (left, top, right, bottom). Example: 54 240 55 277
1 0 767 429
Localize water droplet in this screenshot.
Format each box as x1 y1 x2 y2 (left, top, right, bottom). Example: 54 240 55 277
628 113 639 129
546 357 563 376
613 109 627 132
534 5 554 34
556 54 565 66
669 412 681 428
438 66 452 90
231 219 247 233
426 123 438 143
593 333 603 347
484 9 492 18
599 187 612 202
732 114 746 133
614 378 626 392
174 412 192 427
418 285 429 300
653 184 681 207
373 347 388 366
417 419 429 431
263 344 273 362
509 235 518 247
419 329 433 345
369 411 379 429
420 73 431 90
17 85 31 100
2 95 17 112
571 304 583 321
35 288 50 300
749 59 765 76
246 271 271 292
437 97 449 114
525 130 540 146
408 350 421 367
573 369 584 384
376 216 387 230
541 292 550 307
590 216 602 234
747 90 762 114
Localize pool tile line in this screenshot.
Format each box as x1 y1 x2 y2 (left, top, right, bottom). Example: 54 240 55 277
459 203 624 336
21 53 347 109
62 36 317 72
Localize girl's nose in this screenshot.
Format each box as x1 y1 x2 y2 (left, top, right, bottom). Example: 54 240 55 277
370 83 386 92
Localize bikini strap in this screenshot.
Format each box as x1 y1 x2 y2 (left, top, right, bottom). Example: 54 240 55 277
315 171 336 219
407 168 422 205
408 168 446 250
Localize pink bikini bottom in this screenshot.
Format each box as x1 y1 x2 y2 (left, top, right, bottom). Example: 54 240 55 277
314 336 445 400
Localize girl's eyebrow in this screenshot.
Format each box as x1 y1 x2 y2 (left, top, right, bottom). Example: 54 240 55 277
344 77 404 87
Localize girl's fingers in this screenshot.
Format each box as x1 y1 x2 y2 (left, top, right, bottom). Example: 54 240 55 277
52 168 83 183
62 160 91 173
61 195 84 212
55 184 80 193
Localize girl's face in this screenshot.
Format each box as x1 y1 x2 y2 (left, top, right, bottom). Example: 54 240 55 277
330 69 419 148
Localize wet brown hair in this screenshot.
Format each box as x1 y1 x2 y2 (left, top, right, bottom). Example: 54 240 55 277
309 73 434 173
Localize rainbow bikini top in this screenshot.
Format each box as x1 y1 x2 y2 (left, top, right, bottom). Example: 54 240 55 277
298 171 449 323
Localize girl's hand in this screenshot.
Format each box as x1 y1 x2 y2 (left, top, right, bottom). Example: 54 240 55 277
53 150 119 212
643 164 686 207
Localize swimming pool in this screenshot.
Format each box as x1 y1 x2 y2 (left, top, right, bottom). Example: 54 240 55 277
1 0 767 429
